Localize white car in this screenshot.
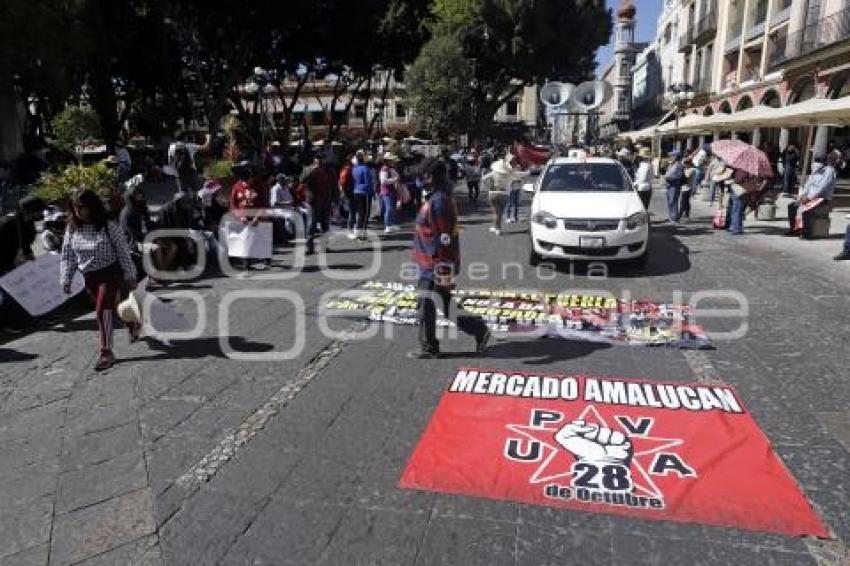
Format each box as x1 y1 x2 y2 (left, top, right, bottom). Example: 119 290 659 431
526 157 649 266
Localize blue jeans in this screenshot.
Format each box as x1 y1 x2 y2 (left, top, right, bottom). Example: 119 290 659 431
728 195 744 234
843 226 850 254
692 167 704 191
709 179 718 202
381 194 397 228
505 188 521 220
666 184 681 221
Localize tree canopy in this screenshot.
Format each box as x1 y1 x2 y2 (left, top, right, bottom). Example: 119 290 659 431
409 0 612 139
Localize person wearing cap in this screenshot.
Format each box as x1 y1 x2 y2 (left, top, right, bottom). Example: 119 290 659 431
785 152 837 238
633 148 655 210
379 152 401 233
0 196 46 333
663 151 686 224
409 159 490 359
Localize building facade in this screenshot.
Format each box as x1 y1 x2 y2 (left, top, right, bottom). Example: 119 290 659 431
675 0 850 160
632 0 686 129
233 71 538 143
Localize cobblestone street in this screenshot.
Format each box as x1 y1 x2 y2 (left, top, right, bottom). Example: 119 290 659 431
1 187 848 565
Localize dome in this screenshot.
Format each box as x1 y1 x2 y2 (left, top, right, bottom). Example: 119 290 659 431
617 0 636 19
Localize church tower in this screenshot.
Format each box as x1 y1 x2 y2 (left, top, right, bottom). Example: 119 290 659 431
613 0 637 130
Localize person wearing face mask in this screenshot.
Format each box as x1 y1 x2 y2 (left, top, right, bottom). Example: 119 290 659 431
785 152 837 239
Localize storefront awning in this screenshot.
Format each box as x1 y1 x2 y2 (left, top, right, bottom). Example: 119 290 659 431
618 96 850 139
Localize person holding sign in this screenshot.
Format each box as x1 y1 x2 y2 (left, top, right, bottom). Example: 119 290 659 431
0 196 46 333
60 189 140 371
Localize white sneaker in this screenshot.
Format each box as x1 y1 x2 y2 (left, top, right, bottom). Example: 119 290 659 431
488 226 502 235
506 218 516 224
390 225 400 232
347 231 357 240
384 227 392 234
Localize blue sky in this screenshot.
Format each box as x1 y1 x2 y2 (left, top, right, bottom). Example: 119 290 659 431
596 0 662 72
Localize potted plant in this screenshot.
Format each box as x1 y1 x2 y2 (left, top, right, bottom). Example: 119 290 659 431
32 162 119 213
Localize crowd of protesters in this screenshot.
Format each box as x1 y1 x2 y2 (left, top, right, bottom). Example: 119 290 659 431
4 128 849 369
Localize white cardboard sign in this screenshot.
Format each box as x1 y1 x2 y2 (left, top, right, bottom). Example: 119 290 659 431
0 253 85 316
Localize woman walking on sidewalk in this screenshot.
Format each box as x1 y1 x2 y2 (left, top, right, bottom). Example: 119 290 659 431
60 189 139 371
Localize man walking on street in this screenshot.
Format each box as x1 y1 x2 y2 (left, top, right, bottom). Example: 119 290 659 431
664 151 686 224
302 153 333 254
409 159 490 359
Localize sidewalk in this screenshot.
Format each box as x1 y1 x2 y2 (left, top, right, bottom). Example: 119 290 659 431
686 187 849 261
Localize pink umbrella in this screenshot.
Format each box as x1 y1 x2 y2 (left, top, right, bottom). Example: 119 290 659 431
710 140 774 178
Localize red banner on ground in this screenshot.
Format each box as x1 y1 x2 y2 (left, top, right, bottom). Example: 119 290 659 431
400 369 829 538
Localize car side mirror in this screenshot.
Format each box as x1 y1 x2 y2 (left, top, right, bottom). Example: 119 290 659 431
522 182 536 193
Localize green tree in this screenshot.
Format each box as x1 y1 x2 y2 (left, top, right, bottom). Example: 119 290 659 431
406 33 473 138
430 0 612 139
50 106 101 153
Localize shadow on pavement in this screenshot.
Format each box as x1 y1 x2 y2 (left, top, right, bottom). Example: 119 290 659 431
0 348 38 363
482 337 612 365
119 336 274 363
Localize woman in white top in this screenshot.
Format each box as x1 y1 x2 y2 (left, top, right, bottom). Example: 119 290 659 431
633 148 655 210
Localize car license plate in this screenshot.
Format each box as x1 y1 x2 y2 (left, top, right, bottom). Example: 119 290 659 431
579 236 605 248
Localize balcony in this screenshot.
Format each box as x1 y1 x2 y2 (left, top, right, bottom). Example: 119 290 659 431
745 21 766 43
725 27 743 52
694 76 713 95
770 6 850 68
678 27 694 52
694 4 718 44
771 6 791 27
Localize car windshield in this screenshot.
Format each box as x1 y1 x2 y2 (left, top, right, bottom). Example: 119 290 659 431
540 163 630 192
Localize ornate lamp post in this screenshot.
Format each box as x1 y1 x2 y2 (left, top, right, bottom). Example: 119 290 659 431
665 83 694 148
245 67 275 149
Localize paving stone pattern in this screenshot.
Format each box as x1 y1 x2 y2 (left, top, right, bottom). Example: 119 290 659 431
0 186 847 565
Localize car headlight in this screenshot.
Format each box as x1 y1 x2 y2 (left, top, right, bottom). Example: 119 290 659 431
531 211 558 229
626 211 648 230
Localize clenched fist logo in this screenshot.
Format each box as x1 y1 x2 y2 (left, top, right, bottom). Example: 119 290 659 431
555 420 633 466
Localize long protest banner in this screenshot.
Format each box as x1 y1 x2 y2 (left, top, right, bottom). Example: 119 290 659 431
324 281 711 349
399 369 829 538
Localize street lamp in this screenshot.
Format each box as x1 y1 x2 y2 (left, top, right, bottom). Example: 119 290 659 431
246 66 274 148
665 83 694 149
